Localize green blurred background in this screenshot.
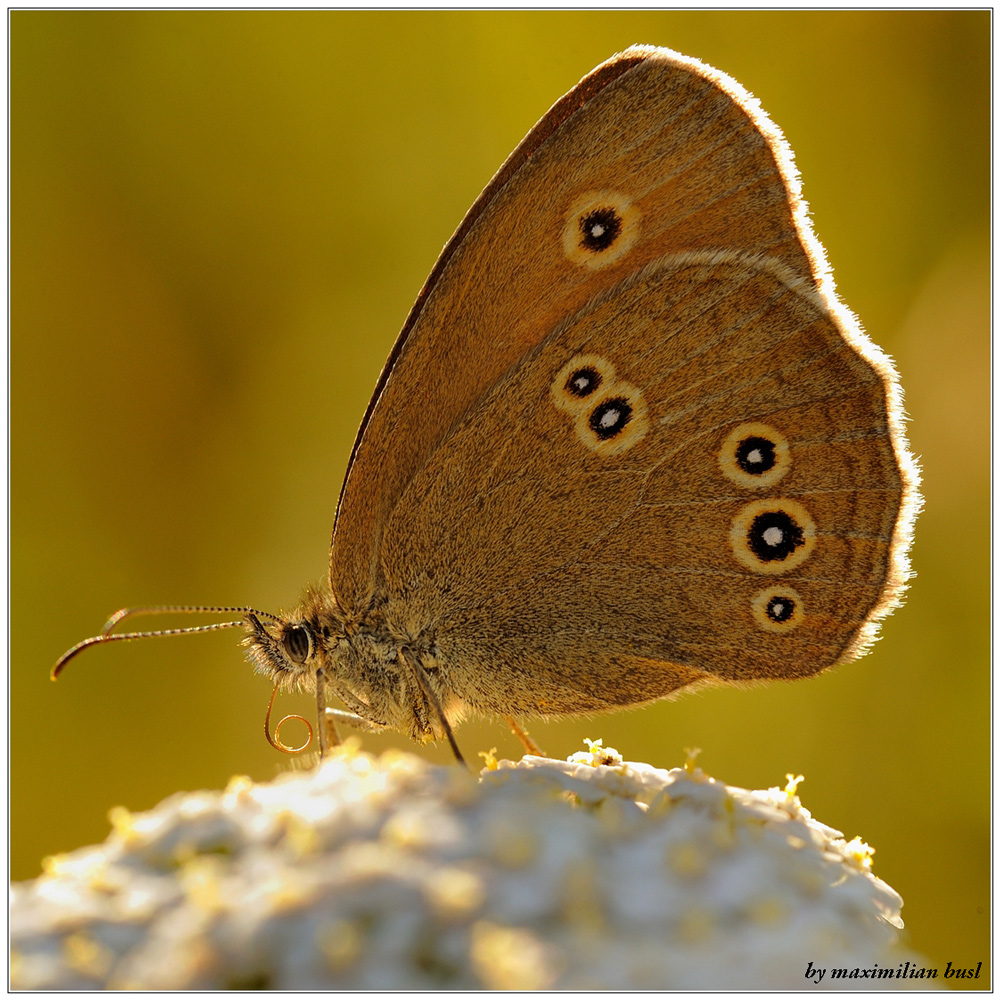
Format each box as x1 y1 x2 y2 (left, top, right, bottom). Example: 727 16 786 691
12 10 989 979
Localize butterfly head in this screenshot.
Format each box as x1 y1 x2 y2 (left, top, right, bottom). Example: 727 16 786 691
241 587 342 694
243 613 316 691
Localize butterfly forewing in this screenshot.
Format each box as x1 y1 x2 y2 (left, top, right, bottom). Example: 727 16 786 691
330 47 820 613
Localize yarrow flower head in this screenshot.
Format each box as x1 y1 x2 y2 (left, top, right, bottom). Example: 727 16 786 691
11 743 927 989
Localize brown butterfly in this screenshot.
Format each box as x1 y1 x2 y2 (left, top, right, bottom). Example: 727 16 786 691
54 46 919 765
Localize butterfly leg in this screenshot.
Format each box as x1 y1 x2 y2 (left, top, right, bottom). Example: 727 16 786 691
398 649 467 767
316 667 332 757
323 707 388 734
503 716 545 757
315 667 388 758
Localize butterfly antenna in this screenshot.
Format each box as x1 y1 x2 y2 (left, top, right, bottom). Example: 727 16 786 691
101 605 281 635
51 605 276 680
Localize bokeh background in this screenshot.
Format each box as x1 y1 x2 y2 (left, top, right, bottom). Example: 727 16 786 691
12 10 989 979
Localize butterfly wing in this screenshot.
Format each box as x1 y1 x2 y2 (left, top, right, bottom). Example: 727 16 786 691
330 46 829 614
375 251 910 715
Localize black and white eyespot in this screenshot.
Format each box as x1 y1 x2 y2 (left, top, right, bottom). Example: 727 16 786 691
589 396 632 440
575 381 649 456
551 353 649 456
579 206 622 252
738 437 776 473
747 511 804 562
719 422 791 489
567 366 602 398
730 499 816 574
282 625 312 664
562 191 640 270
551 353 617 415
751 586 805 633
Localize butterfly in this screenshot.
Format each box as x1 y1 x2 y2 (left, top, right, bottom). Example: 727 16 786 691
54 46 918 766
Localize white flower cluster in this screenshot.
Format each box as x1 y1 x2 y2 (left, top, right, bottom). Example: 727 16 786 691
10 741 925 989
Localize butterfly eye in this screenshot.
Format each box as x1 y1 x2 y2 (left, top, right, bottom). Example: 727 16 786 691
283 626 312 664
